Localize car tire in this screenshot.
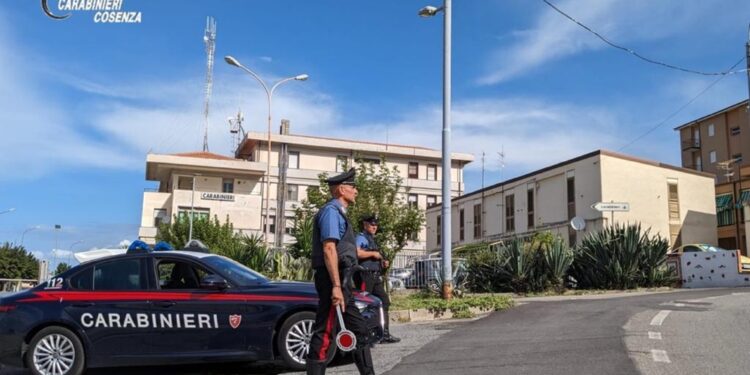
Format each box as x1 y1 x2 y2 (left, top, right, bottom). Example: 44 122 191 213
26 326 85 375
277 311 336 371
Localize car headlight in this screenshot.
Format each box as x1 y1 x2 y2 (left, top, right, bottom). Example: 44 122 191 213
354 300 368 312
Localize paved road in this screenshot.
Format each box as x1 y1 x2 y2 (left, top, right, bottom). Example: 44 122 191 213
386 288 748 375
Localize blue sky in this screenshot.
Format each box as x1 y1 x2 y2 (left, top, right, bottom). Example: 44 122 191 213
1 0 749 265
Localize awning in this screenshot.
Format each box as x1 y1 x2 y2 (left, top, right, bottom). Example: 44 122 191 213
736 190 750 208
716 194 733 212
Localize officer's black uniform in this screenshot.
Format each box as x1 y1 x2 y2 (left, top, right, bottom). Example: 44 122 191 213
356 216 400 344
307 169 375 375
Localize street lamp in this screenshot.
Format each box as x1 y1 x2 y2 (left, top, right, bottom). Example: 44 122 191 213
188 173 201 244
225 55 308 247
0 208 16 215
419 0 453 299
20 225 42 246
68 240 84 264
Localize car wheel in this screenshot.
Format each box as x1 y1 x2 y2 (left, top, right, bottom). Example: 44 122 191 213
277 311 336 370
26 326 85 375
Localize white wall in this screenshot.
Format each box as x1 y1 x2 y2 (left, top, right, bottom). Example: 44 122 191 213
680 251 750 288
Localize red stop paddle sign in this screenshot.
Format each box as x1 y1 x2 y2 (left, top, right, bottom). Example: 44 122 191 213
335 305 357 352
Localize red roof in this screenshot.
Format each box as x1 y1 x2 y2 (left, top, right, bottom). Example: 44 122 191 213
171 152 236 161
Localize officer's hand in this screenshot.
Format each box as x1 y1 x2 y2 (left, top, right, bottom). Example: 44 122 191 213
372 251 382 260
332 286 345 312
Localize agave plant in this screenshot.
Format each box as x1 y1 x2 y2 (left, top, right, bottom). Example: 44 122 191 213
217 234 272 274
271 252 313 281
544 238 574 292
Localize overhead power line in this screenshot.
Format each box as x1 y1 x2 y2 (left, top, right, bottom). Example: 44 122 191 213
542 0 748 76
618 57 746 152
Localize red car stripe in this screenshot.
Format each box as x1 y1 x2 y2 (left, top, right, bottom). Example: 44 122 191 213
17 291 317 303
318 306 336 360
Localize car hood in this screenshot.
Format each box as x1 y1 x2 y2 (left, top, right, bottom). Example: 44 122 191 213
242 281 382 307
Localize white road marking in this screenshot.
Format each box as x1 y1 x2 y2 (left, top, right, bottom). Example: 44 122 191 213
648 331 662 340
650 310 671 326
673 303 685 307
651 349 671 363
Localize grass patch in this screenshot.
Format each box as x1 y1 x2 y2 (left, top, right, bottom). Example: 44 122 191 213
391 291 514 319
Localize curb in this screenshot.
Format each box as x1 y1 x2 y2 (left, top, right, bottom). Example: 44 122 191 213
390 306 494 323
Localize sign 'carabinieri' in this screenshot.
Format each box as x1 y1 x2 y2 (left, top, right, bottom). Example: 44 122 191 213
201 192 235 202
41 0 142 23
591 202 630 212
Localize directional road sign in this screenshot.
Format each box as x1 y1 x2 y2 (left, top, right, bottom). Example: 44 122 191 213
591 202 630 212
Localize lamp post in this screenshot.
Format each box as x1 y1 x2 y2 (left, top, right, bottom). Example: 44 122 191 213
188 173 201 244
0 208 15 215
419 0 453 299
20 225 42 246
225 55 308 247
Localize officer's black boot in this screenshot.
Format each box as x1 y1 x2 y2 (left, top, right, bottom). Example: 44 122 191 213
306 359 327 375
381 330 401 344
353 346 375 375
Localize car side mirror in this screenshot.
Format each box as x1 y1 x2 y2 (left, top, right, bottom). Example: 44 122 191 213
200 275 228 290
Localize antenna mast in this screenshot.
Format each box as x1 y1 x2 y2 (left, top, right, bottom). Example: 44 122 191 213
228 109 245 154
202 16 216 152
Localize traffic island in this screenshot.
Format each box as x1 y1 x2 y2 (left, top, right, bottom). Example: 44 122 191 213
389 293 514 322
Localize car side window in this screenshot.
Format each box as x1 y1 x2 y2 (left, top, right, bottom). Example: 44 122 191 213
683 246 700 253
157 259 211 290
93 259 146 290
69 267 94 290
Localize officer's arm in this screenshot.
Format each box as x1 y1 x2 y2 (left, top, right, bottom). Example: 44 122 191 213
356 235 380 260
322 240 341 287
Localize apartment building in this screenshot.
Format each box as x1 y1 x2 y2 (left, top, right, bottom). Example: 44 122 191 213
425 150 717 252
139 129 474 264
675 99 750 252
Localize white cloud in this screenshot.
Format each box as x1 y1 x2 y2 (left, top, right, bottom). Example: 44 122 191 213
478 0 748 85
50 249 73 258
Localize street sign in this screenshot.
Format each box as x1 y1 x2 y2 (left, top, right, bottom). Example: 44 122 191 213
591 202 630 212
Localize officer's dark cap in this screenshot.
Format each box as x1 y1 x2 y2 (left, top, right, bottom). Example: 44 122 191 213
326 168 356 187
361 214 379 225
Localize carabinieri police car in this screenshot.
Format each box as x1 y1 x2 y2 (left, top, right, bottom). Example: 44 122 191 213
0 241 383 375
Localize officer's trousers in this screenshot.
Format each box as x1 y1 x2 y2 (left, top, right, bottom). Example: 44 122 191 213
307 267 374 375
359 271 390 333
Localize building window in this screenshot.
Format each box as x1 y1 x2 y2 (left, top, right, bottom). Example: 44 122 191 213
288 151 300 169
505 195 515 232
222 178 234 193
436 215 441 245
694 154 702 171
473 204 482 239
708 123 715 137
733 153 743 163
177 176 193 190
459 209 465 241
336 155 348 172
427 164 437 180
408 162 419 179
709 151 717 164
153 209 168 227
567 172 576 246
408 194 418 209
527 188 535 229
285 218 294 235
266 215 276 233
716 194 735 227
731 127 740 136
286 184 299 201
427 195 437 208
362 158 380 165
177 208 209 222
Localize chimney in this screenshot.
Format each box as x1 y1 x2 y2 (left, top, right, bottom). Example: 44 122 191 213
280 119 290 135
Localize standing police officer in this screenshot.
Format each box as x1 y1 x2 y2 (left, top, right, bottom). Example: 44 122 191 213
307 168 375 375
356 215 400 344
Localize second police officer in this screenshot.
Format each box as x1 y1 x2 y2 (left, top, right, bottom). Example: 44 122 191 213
306 168 376 375
356 214 400 344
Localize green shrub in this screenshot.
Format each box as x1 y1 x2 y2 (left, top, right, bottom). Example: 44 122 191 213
568 224 675 289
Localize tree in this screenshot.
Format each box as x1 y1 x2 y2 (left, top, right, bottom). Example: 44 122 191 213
293 158 425 268
0 242 39 279
54 262 71 275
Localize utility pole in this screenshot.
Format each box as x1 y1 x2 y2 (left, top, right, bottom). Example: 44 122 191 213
746 23 749 110
480 151 485 241
202 16 216 152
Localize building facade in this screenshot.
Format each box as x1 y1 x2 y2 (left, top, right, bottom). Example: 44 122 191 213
139 131 473 265
675 99 750 253
425 150 718 252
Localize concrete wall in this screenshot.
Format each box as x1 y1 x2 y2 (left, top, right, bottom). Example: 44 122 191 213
680 251 750 288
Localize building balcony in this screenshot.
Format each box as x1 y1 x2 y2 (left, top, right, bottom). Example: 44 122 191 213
681 138 701 151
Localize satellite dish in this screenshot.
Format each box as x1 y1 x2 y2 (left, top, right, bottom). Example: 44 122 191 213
570 216 586 231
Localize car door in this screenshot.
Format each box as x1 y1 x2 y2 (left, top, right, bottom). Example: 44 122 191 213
64 257 153 366
147 256 248 358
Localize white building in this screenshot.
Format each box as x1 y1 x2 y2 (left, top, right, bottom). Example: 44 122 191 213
425 150 718 251
139 129 473 264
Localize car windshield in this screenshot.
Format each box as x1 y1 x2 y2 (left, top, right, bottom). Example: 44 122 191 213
202 255 268 286
699 244 725 252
